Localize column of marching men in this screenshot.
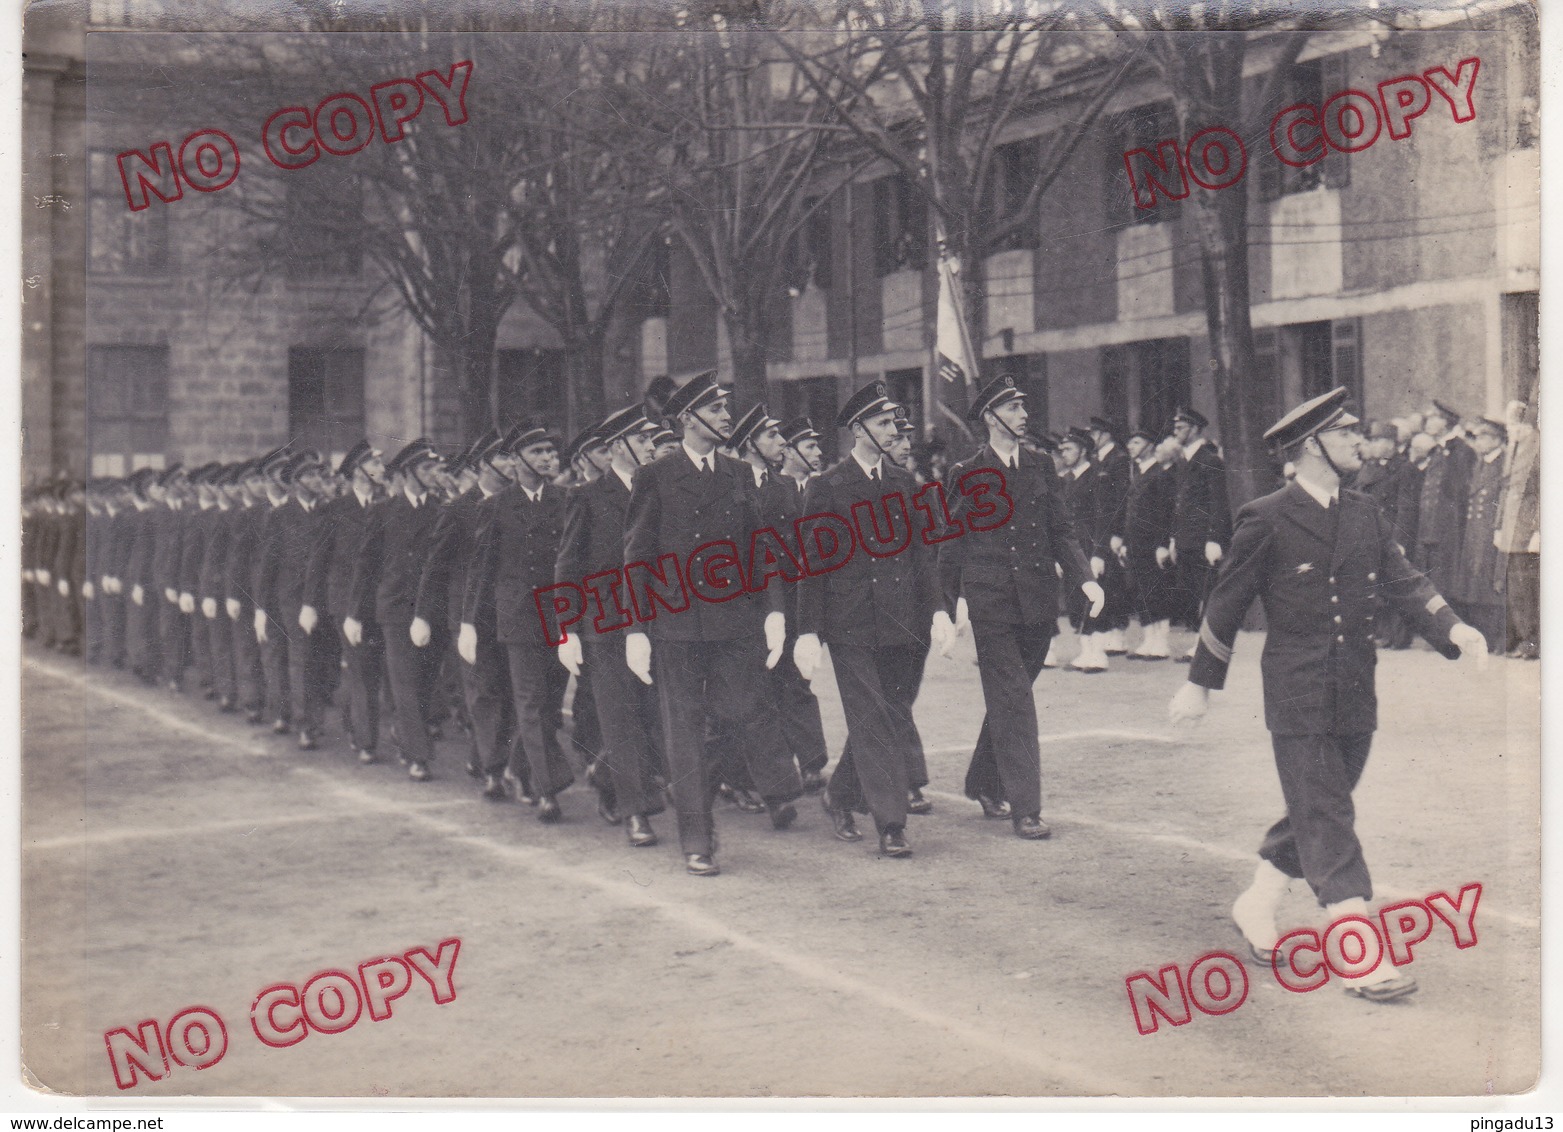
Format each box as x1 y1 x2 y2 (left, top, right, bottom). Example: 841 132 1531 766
27 378 1530 895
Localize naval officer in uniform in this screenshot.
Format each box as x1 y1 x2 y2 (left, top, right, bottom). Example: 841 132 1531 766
1170 387 1488 1003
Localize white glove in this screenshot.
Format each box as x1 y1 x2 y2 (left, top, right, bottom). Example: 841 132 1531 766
953 596 970 635
299 604 318 635
1168 540 1178 565
409 616 431 648
1169 681 1209 725
21 569 33 584
132 585 145 606
202 597 217 619
58 579 70 597
792 632 822 681
1090 555 1105 578
37 569 50 586
1109 535 1124 555
179 592 194 614
1205 541 1223 566
253 608 268 643
626 631 653 686
164 587 178 605
225 597 241 621
106 576 121 595
1449 623 1489 672
763 611 786 670
82 581 94 600
1081 581 1105 618
558 631 582 676
1054 562 1064 579
930 610 957 658
1528 531 1540 554
457 622 477 665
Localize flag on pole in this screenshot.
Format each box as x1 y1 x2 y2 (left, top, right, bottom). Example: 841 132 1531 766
935 244 979 387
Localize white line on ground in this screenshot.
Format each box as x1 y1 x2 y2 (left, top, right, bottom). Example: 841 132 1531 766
924 728 1180 758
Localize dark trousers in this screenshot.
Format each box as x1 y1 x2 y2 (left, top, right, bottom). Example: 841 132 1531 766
21 578 37 638
826 643 920 830
1070 553 1131 633
1126 545 1178 624
340 619 384 753
384 621 440 764
464 633 515 775
205 607 235 702
1505 552 1540 653
656 636 801 855
505 639 575 798
570 667 602 765
585 635 664 819
188 599 211 690
1260 731 1374 907
1175 555 1217 628
84 592 102 662
230 607 265 714
127 593 161 681
287 606 337 735
259 613 290 723
962 619 1052 816
772 634 829 776
160 600 191 687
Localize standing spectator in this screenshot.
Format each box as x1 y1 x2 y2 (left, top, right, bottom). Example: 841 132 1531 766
1123 428 1177 660
1496 401 1540 658
1415 401 1474 594
1449 417 1509 650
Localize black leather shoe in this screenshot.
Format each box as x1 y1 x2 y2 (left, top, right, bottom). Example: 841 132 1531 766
408 760 432 781
878 825 912 857
537 795 562 823
297 729 317 751
800 769 826 794
482 773 507 801
598 794 621 826
975 794 1012 820
627 814 657 848
358 748 380 765
686 853 720 877
465 759 483 780
503 769 537 806
822 792 862 841
907 787 933 815
1343 973 1418 1002
734 789 766 814
271 718 290 734
716 782 737 804
769 801 798 831
1013 814 1052 840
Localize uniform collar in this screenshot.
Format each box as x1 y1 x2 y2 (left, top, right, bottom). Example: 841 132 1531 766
850 448 884 479
1182 436 1207 459
1293 472 1339 509
682 440 716 473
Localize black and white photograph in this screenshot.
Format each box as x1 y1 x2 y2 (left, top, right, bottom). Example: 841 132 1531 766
14 0 1544 1103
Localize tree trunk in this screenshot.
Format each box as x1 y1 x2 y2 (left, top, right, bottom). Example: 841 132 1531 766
457 308 501 442
725 282 772 408
564 332 606 436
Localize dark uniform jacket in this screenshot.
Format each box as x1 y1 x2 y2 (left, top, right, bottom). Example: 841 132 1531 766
249 501 294 622
416 487 487 633
622 448 777 643
1416 438 1474 548
759 470 811 627
178 507 215 599
555 471 634 640
123 504 160 593
1188 482 1463 736
304 491 379 622
463 483 565 647
1450 452 1505 605
1092 444 1132 552
795 454 936 649
224 503 265 612
255 499 331 622
197 506 233 603
1059 464 1104 557
1173 441 1233 551
151 504 190 596
939 445 1090 626
1126 460 1175 554
349 490 446 627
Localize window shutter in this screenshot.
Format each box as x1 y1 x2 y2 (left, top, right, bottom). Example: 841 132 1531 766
1330 317 1362 408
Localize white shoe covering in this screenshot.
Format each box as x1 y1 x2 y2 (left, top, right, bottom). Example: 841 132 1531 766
1325 898 1400 987
1232 859 1291 951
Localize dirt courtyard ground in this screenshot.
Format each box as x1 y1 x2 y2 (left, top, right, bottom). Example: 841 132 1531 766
18 626 1540 1100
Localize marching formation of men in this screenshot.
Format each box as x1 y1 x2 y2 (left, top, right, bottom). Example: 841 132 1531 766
22 374 1521 919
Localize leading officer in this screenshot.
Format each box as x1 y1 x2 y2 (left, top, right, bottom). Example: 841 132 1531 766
1170 387 1488 1003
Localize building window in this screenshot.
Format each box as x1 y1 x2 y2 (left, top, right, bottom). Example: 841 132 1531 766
786 194 834 294
288 347 366 459
497 348 566 431
1258 56 1350 201
772 374 840 462
1101 337 1191 434
283 169 364 279
88 150 168 275
89 345 169 476
873 174 927 277
985 138 1042 251
1112 100 1182 226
